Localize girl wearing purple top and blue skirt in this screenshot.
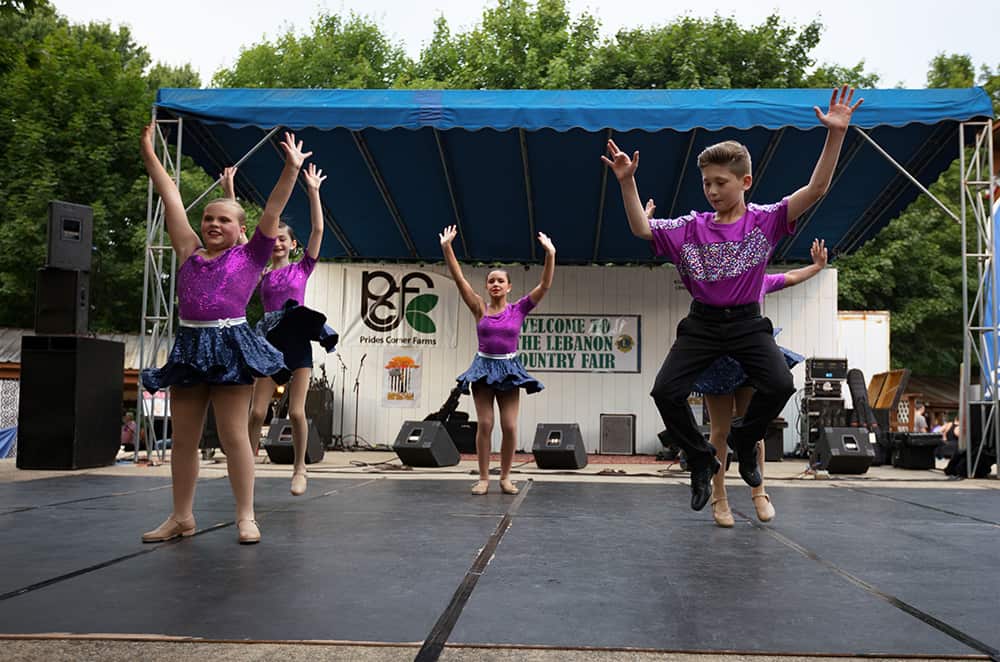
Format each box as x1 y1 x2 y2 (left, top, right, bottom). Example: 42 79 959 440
139 126 312 545
440 225 555 496
603 85 862 512
246 163 338 497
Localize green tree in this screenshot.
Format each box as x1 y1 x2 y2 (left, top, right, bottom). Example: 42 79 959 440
407 0 600 89
213 12 410 88
0 9 203 332
587 14 876 89
836 54 999 376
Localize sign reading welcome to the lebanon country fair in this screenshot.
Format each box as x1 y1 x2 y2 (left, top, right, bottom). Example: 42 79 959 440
517 314 640 373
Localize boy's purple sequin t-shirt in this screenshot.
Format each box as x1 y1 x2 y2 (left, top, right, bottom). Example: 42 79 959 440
177 228 275 321
477 296 535 355
649 199 793 307
259 254 317 312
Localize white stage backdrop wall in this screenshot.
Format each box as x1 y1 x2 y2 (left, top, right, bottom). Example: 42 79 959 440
306 264 839 455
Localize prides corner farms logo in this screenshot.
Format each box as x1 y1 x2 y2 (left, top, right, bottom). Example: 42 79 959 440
361 271 439 334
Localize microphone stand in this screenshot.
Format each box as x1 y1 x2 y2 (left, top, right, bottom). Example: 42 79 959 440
335 353 348 450
350 353 367 450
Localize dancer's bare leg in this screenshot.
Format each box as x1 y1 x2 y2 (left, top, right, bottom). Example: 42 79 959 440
248 377 276 457
735 386 774 521
470 382 496 494
287 367 311 495
496 388 521 494
705 393 735 527
142 384 208 541
211 384 260 542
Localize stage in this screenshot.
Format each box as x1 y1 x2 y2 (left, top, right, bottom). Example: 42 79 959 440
1 455 998 661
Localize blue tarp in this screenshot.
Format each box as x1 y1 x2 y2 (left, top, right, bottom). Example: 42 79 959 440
156 88 993 264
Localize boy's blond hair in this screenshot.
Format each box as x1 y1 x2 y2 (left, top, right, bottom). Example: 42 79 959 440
697 141 752 177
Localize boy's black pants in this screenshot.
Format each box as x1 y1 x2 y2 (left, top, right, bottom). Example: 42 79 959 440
650 301 796 468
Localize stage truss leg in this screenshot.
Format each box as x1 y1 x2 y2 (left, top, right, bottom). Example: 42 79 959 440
960 119 997 478
137 112 180 462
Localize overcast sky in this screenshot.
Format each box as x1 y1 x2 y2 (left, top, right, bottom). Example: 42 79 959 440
51 0 996 88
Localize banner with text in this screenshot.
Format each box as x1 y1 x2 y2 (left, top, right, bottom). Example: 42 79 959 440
341 267 459 348
517 314 641 373
382 349 423 408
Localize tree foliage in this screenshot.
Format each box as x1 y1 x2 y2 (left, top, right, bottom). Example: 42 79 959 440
212 12 409 89
0 4 203 332
835 53 1000 376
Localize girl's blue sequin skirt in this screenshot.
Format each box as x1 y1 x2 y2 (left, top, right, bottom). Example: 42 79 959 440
691 329 804 395
141 323 287 393
457 355 544 394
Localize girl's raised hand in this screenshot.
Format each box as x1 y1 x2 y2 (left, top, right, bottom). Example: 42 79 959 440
600 139 639 181
140 123 155 154
644 198 656 219
303 163 326 191
279 132 312 170
220 166 237 199
814 85 863 132
810 238 828 267
439 225 458 247
537 231 556 255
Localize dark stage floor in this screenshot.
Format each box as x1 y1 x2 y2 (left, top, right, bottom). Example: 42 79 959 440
0 474 998 660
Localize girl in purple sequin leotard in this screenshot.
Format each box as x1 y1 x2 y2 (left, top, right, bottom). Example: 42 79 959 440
440 225 556 496
246 163 337 497
139 126 312 545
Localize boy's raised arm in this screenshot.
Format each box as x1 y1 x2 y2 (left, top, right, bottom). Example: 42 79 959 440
787 86 863 223
602 140 653 240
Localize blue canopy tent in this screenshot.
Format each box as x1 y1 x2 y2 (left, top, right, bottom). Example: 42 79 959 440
140 88 994 467
154 87 993 265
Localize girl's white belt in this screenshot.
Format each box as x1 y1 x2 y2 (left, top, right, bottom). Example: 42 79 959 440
179 317 247 328
478 351 517 360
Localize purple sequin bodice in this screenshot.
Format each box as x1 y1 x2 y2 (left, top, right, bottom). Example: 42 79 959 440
259 254 317 312
477 296 535 355
177 229 275 320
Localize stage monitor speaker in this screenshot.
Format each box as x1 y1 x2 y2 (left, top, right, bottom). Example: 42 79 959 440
263 418 325 464
532 423 587 470
393 421 460 467
16 336 124 470
35 268 89 335
444 418 477 454
599 413 635 455
46 201 93 271
811 426 874 474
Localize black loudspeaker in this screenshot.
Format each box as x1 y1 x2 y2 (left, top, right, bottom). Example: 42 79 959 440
305 387 335 448
444 418 477 454
891 432 940 470
393 421 460 467
532 423 588 470
35 268 89 335
811 426 874 474
46 201 93 271
263 418 325 464
16 336 124 470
